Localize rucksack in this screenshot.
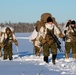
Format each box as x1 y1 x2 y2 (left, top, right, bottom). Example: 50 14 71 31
41 13 52 23
35 21 42 32
35 13 60 32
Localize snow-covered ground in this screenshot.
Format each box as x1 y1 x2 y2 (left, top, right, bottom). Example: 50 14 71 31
0 33 76 75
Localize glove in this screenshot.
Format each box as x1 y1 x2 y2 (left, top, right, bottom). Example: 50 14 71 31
14 39 18 46
63 36 66 41
15 41 18 46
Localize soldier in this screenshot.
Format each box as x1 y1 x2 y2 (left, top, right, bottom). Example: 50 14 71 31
1 27 18 60
29 26 43 56
40 17 63 64
63 20 76 59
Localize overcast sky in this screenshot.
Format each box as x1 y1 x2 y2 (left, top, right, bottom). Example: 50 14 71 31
0 0 76 23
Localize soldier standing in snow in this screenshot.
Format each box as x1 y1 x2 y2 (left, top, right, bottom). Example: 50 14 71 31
1 27 18 60
39 17 63 64
63 20 76 59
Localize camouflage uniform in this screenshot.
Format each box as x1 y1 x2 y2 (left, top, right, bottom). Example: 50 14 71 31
64 20 76 59
43 23 61 64
1 27 18 60
38 16 63 64
29 28 43 56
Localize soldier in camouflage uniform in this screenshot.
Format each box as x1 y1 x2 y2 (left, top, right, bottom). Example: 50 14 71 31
42 17 63 64
1 27 18 60
29 26 43 56
63 20 76 59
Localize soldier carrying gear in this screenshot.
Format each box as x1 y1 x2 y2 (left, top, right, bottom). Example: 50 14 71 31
40 17 64 64
29 27 43 56
1 27 18 60
63 20 76 59
63 20 72 41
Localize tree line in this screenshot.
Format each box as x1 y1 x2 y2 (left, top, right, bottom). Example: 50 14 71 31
0 22 64 33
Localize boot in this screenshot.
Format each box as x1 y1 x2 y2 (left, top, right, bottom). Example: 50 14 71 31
65 53 69 59
9 54 13 60
9 57 13 60
44 56 48 63
52 54 57 65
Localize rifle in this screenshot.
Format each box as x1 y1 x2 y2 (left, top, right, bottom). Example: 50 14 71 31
48 30 62 52
3 37 9 48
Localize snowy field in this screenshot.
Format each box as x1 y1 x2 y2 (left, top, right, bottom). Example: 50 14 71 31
0 33 76 75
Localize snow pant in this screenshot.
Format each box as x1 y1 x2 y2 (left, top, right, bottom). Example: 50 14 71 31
43 43 57 63
0 46 2 57
3 44 12 60
65 42 76 59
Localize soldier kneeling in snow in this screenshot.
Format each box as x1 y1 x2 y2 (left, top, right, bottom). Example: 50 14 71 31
1 27 18 60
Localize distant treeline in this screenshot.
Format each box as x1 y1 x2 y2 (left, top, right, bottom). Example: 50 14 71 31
0 22 64 33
